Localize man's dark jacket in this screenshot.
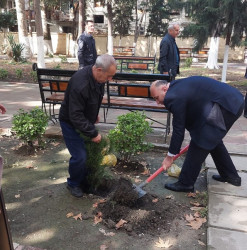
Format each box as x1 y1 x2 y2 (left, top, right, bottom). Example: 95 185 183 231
77 32 97 67
59 66 104 138
158 33 180 77
164 76 244 154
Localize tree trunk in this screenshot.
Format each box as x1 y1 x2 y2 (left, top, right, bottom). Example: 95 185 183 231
70 1 79 57
34 0 45 68
107 1 113 55
78 0 86 39
205 37 219 69
41 3 53 55
221 27 232 82
15 0 32 59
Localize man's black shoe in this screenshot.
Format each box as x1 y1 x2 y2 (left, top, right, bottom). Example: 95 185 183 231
212 175 241 186
164 181 194 192
67 184 83 197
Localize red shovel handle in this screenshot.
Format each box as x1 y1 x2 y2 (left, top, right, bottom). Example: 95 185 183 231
145 145 189 183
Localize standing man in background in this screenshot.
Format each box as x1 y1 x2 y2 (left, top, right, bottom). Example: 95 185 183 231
77 20 97 70
158 23 180 77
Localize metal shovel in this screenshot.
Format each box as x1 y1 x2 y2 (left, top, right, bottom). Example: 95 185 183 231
133 145 189 198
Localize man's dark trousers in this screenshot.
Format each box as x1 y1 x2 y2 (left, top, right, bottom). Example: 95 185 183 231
179 103 244 186
60 121 87 187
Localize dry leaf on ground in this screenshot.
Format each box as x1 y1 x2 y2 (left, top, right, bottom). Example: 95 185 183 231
115 219 127 229
187 217 207 230
194 211 201 218
66 212 74 218
190 206 203 211
100 245 108 250
190 201 201 207
15 194 20 198
73 213 82 221
155 238 173 248
94 212 103 225
26 165 34 169
93 203 98 208
165 195 174 199
198 240 206 246
141 168 150 176
152 198 159 203
99 228 115 237
185 214 194 222
187 192 197 198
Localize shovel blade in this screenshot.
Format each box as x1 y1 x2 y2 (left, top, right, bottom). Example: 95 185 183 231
133 183 147 198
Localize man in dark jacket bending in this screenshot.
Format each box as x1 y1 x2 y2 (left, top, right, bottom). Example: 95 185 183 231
150 76 244 192
158 23 180 77
59 54 117 197
77 20 97 70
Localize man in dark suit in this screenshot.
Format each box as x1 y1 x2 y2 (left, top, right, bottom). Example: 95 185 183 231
150 76 244 192
158 23 180 77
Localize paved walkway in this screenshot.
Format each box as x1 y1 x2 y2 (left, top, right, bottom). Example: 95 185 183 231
1 80 247 249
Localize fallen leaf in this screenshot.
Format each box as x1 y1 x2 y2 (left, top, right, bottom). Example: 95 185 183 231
194 212 201 218
155 238 173 248
165 195 174 199
51 142 60 147
190 207 203 211
66 212 74 218
73 213 82 221
185 214 194 222
198 240 206 246
99 199 107 204
134 178 142 183
15 194 20 198
26 165 34 169
92 203 98 208
187 217 206 230
94 212 103 225
99 228 115 237
187 192 197 198
190 201 201 207
152 198 159 203
100 244 108 250
141 168 150 176
115 219 127 229
140 161 147 167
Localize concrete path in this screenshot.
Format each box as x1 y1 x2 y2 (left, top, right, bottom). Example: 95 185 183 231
1 78 247 249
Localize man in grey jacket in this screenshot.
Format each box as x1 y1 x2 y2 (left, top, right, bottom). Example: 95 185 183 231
158 23 180 77
59 54 117 197
77 20 97 70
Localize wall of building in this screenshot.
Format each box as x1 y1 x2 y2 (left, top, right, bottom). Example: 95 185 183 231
0 32 245 62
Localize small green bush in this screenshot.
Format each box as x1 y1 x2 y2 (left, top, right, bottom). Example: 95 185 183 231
53 64 61 69
30 71 38 82
0 68 8 79
12 107 49 147
184 57 193 68
108 111 153 162
7 34 25 62
15 68 23 79
59 55 68 63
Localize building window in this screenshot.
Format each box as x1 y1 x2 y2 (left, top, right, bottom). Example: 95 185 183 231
94 15 104 24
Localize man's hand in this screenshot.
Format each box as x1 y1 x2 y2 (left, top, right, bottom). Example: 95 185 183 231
162 155 174 171
91 134 101 143
0 104 6 114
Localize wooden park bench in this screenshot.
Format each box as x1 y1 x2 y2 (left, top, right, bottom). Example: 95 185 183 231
113 46 135 56
114 55 156 73
178 47 209 61
33 63 173 142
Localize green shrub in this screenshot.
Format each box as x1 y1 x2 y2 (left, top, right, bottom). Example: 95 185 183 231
12 107 49 147
7 34 25 62
184 57 193 68
59 55 68 63
53 64 61 69
108 111 153 162
15 68 23 79
30 71 38 82
0 68 8 79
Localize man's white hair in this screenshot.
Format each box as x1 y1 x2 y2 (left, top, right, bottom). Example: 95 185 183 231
168 22 179 31
95 54 116 71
